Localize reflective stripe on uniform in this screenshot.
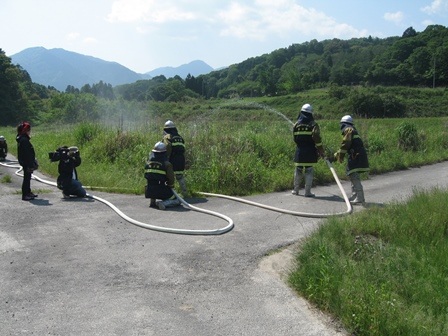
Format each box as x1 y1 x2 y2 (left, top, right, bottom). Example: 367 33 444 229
294 162 315 167
348 167 370 175
145 169 166 175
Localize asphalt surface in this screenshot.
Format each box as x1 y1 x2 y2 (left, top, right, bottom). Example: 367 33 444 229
1 156 448 336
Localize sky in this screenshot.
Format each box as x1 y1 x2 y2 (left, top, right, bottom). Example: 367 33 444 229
1 0 448 74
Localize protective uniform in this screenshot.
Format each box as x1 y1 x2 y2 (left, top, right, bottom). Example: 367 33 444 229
334 115 369 204
162 120 187 195
144 141 181 210
292 104 324 197
0 136 8 160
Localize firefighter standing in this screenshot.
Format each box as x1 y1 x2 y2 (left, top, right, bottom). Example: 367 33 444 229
292 104 325 197
333 115 369 205
162 120 187 195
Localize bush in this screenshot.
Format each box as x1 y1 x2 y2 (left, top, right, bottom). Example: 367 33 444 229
396 121 419 151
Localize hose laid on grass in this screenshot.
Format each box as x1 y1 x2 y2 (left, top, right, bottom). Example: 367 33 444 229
199 159 352 218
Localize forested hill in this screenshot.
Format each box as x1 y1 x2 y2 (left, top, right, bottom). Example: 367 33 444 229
1 24 447 126
114 25 447 102
185 25 447 98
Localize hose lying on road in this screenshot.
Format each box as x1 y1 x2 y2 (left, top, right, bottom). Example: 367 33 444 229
1 158 351 235
0 160 234 235
199 159 352 218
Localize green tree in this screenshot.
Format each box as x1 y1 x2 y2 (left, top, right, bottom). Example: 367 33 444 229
0 49 28 125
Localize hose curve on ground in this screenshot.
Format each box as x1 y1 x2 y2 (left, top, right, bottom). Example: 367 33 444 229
0 160 234 235
1 157 351 236
199 160 352 218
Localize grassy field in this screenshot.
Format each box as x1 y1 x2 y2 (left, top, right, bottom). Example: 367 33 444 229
289 188 448 335
2 100 448 196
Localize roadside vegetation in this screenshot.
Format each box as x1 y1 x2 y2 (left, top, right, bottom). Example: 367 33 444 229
289 188 448 335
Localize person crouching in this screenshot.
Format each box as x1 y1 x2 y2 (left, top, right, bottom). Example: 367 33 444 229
144 141 181 210
56 146 86 198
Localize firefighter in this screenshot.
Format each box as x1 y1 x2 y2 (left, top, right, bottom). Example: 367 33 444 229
292 104 325 197
0 135 7 160
333 115 369 205
144 141 181 210
162 120 187 195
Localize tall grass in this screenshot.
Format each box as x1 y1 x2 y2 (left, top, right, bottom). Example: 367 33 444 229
1 103 448 196
288 188 448 335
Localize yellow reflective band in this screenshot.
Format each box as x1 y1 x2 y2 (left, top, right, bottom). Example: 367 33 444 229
174 170 184 174
172 142 185 147
145 169 166 175
348 167 370 175
315 142 322 146
339 149 347 154
353 135 361 139
294 162 315 167
294 131 313 135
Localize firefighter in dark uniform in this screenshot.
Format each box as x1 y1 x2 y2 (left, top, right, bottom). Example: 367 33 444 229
0 135 8 160
144 141 181 210
162 120 187 195
292 104 325 197
333 115 369 205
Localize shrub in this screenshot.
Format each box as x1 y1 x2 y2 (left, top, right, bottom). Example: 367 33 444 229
396 121 419 151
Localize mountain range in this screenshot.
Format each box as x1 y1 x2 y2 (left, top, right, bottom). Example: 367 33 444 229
9 47 216 91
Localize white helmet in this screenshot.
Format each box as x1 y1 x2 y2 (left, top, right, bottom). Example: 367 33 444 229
164 120 175 128
0 136 5 141
152 141 167 153
301 104 313 114
340 115 354 124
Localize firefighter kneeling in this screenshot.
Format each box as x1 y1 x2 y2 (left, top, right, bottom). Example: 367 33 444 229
144 141 181 210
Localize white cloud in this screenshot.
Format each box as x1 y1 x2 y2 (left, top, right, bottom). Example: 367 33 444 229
384 11 404 24
217 0 367 41
107 0 196 23
82 37 98 45
421 0 448 15
66 33 81 41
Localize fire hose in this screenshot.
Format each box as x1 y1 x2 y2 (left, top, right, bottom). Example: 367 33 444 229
1 158 351 235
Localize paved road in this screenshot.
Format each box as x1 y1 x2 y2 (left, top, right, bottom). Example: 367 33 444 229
1 157 447 336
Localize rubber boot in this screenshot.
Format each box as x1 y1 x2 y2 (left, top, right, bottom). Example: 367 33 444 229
349 174 365 205
349 181 357 201
176 174 187 196
291 167 302 195
150 198 157 208
304 166 315 197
